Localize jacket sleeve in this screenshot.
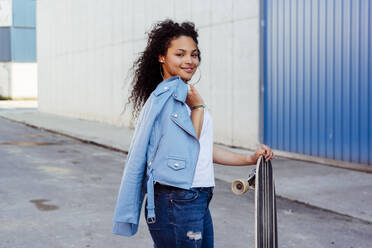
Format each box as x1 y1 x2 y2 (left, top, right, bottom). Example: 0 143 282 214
112 93 158 236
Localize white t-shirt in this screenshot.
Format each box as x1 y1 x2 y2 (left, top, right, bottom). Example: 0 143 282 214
185 104 215 187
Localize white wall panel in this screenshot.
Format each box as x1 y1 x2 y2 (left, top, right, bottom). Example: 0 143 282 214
190 0 211 27
233 0 259 20
232 18 260 148
211 0 233 25
174 1 192 23
146 0 174 29
0 62 10 96
37 0 261 149
11 63 37 98
209 23 233 145
0 62 37 99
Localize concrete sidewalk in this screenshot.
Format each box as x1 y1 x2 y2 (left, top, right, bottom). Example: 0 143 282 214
1 100 371 224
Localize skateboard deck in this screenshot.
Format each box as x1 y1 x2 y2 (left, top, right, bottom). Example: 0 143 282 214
231 156 278 248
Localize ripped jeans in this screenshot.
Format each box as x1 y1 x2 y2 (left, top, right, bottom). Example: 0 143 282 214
145 183 214 248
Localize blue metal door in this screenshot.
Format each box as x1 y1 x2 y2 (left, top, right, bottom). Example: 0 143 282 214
263 0 371 165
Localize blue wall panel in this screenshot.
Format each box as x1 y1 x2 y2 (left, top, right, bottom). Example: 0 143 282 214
12 0 36 27
263 0 371 165
0 27 11 61
10 27 36 62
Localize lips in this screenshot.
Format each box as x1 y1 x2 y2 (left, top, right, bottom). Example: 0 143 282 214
182 67 194 73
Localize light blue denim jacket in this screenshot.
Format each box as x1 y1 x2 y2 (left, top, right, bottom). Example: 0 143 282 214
112 76 201 236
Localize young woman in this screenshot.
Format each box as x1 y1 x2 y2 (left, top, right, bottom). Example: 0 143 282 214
113 19 274 248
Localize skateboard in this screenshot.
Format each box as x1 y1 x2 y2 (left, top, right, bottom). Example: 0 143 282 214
231 155 278 248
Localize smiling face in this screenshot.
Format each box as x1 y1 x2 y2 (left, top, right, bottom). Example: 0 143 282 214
159 35 200 83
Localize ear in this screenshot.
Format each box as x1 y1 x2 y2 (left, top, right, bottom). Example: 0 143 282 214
158 55 165 63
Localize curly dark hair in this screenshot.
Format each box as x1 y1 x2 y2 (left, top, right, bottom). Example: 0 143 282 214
123 19 201 121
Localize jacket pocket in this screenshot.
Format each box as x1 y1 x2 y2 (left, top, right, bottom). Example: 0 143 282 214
167 156 186 170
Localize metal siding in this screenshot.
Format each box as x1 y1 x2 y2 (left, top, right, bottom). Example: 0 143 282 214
318 0 326 158
333 0 340 160
289 0 296 153
0 27 11 61
10 27 36 61
351 0 360 162
297 0 304 154
263 0 371 165
368 0 372 165
12 0 36 27
359 0 369 164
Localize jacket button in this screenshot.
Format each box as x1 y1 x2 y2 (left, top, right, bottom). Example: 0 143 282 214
149 161 152 166
174 94 177 97
174 163 179 168
164 86 168 90
173 114 178 118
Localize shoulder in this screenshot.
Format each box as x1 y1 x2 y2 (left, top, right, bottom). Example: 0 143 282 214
152 84 172 97
140 85 174 116
152 76 182 97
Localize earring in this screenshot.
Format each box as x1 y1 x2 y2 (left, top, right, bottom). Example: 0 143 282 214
188 66 202 86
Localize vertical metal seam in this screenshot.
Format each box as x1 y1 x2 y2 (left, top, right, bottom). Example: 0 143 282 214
317 0 320 156
325 0 328 157
295 0 298 152
302 0 305 153
310 0 313 155
270 0 273 147
268 0 272 146
331 0 342 159
282 0 286 150
340 0 344 160
350 0 354 162
369 0 371 164
349 0 352 162
289 0 292 152
276 1 279 148
259 0 262 144
358 0 362 163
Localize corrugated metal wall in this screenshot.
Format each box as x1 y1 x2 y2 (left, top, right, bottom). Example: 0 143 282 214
263 0 371 165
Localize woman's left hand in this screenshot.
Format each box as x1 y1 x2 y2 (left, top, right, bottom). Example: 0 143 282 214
252 144 275 163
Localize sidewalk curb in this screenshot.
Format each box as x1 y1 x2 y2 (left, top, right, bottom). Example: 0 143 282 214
1 110 371 224
0 114 128 154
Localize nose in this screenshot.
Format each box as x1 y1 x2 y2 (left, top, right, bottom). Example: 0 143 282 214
184 55 193 64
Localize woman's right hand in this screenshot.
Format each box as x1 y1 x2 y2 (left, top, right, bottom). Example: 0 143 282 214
185 84 204 108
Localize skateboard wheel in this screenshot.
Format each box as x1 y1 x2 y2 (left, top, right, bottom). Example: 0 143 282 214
231 179 250 195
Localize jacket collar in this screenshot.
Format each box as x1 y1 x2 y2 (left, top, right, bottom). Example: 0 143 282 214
153 75 188 103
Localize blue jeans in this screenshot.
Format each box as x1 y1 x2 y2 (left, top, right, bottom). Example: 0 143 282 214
145 183 214 248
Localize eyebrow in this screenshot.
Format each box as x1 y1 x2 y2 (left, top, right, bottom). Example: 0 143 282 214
176 48 199 52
